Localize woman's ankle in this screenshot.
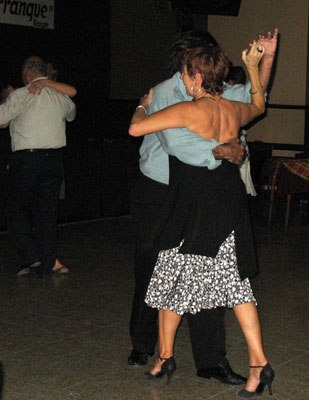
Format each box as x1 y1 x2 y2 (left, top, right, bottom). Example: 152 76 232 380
249 359 268 368
159 352 173 360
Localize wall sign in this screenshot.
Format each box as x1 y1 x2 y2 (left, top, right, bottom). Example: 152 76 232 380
0 0 54 29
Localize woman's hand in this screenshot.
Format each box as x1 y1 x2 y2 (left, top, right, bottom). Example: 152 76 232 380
0 85 15 103
28 79 48 95
242 40 264 69
139 88 153 112
240 40 266 120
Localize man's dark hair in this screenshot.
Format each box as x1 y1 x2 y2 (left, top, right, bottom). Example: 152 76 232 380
225 65 246 85
169 30 218 74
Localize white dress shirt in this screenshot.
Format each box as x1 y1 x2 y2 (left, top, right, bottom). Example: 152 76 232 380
0 77 76 151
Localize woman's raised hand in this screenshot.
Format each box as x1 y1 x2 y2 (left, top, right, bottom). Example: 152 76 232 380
242 40 264 69
139 88 153 112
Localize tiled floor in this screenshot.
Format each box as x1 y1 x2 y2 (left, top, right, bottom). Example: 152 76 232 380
0 213 308 400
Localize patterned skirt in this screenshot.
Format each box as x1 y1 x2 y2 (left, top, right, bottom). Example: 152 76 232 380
145 232 256 315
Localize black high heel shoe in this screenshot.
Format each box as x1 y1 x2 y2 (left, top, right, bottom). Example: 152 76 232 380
145 356 176 384
238 363 275 398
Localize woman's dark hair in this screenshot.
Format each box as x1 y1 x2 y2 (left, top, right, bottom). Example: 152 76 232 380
169 30 218 74
186 45 230 95
225 65 246 85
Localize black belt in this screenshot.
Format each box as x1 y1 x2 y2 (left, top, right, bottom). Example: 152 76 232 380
15 148 63 154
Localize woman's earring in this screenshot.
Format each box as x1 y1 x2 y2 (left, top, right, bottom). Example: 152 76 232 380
197 88 201 94
191 86 194 92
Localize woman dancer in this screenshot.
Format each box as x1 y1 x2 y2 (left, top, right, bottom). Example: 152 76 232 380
129 41 274 398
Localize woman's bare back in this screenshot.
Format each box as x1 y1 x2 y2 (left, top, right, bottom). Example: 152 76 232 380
186 97 243 144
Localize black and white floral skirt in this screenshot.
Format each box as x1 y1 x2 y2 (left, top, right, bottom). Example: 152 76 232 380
145 232 256 315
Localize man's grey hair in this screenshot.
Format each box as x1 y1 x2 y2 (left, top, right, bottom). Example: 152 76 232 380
22 57 47 76
22 57 58 81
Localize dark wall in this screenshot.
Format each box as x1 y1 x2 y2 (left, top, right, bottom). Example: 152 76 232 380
0 0 139 229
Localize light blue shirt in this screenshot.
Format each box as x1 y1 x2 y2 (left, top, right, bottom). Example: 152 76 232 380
139 73 252 185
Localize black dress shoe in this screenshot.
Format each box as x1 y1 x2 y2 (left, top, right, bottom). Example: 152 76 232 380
197 362 247 385
128 349 154 366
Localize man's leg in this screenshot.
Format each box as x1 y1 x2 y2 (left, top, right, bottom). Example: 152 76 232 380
128 173 168 364
187 308 226 368
34 150 63 276
6 152 39 272
187 308 247 385
129 245 160 354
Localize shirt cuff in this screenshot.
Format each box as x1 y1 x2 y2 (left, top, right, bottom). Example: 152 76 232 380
207 140 223 170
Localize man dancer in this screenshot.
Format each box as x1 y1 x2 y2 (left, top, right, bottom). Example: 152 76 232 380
128 29 278 385
0 56 76 277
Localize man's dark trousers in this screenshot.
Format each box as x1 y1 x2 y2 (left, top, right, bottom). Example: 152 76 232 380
6 149 64 274
129 171 227 369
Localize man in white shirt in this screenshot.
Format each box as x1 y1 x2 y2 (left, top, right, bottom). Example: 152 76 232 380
0 56 76 277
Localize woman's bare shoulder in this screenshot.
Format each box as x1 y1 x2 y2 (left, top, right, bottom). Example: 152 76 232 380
171 100 198 115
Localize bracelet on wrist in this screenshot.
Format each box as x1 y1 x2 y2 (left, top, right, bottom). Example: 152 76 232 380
136 105 147 114
249 89 258 95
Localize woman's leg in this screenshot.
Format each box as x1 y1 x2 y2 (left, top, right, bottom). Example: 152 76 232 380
233 302 267 391
149 309 182 375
